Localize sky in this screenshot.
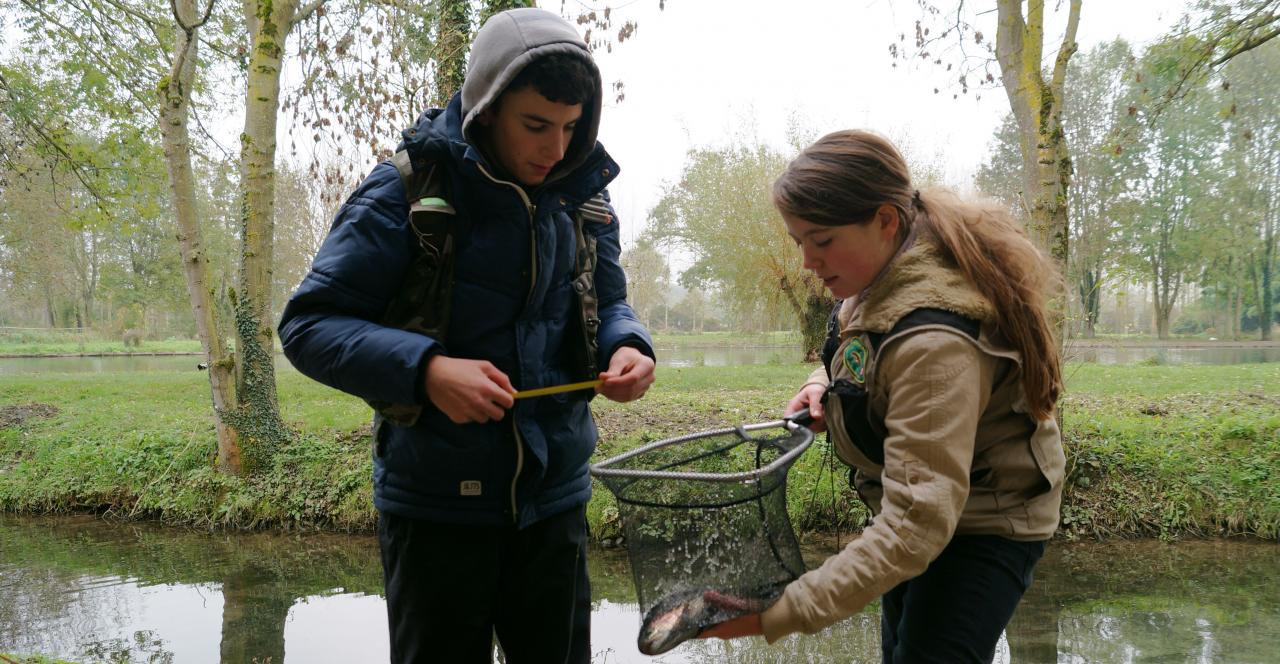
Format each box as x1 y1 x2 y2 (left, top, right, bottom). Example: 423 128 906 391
0 0 1191 251
580 0 1191 246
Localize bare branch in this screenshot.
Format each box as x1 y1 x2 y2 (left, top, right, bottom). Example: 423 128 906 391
292 0 327 30
1210 23 1280 64
96 0 165 31
1050 0 1082 93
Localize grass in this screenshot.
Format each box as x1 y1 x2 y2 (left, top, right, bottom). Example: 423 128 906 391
0 362 1276 540
1082 332 1278 342
1061 362 1277 397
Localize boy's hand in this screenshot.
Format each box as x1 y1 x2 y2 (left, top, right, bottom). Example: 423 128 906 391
596 346 655 403
425 355 516 423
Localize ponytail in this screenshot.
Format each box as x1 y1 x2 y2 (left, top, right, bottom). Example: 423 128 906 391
915 190 1062 419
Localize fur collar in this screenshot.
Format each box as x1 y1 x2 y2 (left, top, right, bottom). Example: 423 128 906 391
839 234 994 334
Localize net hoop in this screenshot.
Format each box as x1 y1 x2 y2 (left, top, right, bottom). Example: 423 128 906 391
589 418 813 483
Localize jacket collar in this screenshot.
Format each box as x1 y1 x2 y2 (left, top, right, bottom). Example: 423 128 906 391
840 232 995 334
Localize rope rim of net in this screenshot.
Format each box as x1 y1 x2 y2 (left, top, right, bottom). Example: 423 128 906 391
590 419 813 483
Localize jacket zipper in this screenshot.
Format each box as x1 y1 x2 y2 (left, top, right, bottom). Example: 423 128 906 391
477 163 537 524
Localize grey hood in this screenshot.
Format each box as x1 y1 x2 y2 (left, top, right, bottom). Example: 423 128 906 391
461 7 602 180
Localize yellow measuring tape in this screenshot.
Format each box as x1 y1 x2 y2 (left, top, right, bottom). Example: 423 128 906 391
512 379 604 399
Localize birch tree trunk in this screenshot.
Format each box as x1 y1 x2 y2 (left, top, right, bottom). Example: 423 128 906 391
995 0 1082 340
229 0 324 469
158 0 242 472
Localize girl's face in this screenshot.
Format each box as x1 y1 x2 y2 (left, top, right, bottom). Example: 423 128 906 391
783 206 901 300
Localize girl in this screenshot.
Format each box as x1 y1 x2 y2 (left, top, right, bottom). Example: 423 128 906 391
702 129 1065 663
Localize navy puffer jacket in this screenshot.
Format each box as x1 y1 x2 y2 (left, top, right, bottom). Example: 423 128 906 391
278 95 653 528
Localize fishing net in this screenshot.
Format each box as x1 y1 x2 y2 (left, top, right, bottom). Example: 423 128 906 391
591 413 814 654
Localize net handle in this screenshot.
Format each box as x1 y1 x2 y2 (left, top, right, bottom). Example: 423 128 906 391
589 409 815 482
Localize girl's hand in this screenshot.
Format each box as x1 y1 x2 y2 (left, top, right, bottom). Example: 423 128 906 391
696 590 766 640
698 612 763 640
785 383 827 433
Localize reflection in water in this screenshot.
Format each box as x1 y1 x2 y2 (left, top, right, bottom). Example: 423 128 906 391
0 570 220 662
2 515 1278 662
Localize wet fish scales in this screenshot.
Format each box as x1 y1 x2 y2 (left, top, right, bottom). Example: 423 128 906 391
636 585 781 656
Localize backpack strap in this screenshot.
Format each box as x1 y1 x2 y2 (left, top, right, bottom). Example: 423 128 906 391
868 307 980 352
566 192 611 382
820 301 842 380
369 150 458 427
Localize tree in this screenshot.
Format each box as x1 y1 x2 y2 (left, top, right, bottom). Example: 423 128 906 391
975 114 1025 211
272 162 347 313
620 236 670 329
285 0 641 209
649 142 832 360
230 0 330 469
1156 1 1280 107
0 157 82 328
155 0 254 471
1218 39 1280 339
672 287 710 332
1060 40 1135 338
898 1 1083 338
431 0 473 108
4 0 273 471
0 19 174 332
1122 39 1221 339
993 0 1081 277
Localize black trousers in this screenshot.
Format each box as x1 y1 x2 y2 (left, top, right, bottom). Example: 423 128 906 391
880 534 1046 664
377 506 591 664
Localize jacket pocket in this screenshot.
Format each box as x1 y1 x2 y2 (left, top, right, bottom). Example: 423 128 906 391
1026 419 1066 493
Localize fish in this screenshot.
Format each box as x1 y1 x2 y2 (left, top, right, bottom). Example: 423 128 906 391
636 585 780 656
638 588 713 655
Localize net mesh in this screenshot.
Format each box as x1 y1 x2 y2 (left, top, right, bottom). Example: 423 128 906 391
593 422 812 635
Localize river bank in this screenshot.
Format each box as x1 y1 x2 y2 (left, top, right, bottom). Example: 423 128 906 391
1 363 1276 541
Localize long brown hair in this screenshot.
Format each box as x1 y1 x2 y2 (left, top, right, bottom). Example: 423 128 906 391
773 129 1062 419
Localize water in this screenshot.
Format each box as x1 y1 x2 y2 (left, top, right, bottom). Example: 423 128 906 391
1060 344 1280 366
0 343 1277 375
0 355 295 376
2 514 1277 663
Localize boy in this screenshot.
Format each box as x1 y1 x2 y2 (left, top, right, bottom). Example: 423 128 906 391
279 8 655 663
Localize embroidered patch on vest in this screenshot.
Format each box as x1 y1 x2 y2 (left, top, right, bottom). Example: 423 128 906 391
842 338 868 386
460 480 482 496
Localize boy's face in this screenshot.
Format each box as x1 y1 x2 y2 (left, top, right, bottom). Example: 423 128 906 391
478 86 583 186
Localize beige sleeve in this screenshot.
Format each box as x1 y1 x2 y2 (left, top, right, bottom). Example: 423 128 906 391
761 331 996 643
803 364 828 387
